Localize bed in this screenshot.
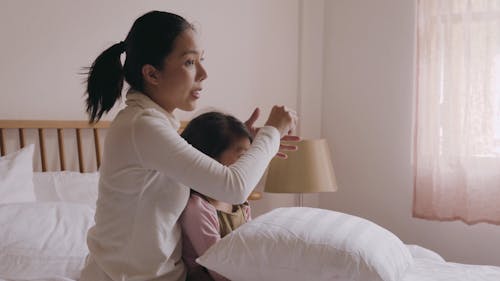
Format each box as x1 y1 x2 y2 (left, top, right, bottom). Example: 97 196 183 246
1 120 499 281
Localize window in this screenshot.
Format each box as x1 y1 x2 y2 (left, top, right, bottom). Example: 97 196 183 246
413 0 500 225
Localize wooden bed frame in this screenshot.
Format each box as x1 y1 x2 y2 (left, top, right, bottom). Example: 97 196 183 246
0 120 262 200
0 120 111 172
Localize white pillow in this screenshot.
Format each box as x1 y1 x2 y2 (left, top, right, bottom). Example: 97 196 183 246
406 244 445 262
197 207 414 281
0 144 36 204
33 171 99 208
0 202 93 280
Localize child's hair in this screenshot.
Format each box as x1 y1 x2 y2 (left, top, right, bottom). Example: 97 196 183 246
85 11 193 123
181 112 253 160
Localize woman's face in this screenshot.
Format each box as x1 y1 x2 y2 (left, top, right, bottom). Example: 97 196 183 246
218 137 251 166
149 29 207 113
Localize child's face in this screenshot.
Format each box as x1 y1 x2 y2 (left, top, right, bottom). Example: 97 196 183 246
218 137 251 166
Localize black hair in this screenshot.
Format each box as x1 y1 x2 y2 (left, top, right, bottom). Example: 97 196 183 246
84 11 193 123
181 112 253 161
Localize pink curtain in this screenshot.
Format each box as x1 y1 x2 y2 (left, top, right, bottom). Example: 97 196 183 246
413 0 500 225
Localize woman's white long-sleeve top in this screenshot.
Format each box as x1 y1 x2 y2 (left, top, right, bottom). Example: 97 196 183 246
80 91 280 281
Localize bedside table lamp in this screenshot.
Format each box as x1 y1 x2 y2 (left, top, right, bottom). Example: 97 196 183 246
264 139 338 206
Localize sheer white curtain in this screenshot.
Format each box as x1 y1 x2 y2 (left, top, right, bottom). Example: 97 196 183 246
413 0 500 225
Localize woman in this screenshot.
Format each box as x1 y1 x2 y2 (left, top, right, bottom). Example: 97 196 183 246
79 10 297 281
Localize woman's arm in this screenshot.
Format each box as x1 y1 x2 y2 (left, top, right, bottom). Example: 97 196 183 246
132 110 280 204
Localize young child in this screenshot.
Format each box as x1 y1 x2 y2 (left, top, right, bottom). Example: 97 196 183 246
179 112 253 281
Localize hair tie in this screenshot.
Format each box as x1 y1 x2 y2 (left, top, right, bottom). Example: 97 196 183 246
118 41 126 53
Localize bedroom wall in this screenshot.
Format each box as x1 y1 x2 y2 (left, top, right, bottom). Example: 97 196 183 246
319 0 500 266
0 0 299 122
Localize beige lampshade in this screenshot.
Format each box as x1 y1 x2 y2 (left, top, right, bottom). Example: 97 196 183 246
264 139 338 193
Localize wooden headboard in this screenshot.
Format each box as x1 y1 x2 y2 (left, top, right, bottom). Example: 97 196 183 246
0 120 262 200
0 120 189 172
0 120 112 172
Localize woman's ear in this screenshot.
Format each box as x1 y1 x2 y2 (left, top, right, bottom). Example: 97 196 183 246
142 64 160 86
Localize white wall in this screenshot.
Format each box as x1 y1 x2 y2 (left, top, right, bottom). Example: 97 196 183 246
320 0 500 266
0 0 299 123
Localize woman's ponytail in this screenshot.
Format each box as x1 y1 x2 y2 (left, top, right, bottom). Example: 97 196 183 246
85 41 126 123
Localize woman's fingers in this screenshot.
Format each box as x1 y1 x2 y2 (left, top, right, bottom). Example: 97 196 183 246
275 152 288 159
264 105 299 137
244 107 260 128
276 139 299 159
244 108 261 137
281 135 301 142
279 143 298 151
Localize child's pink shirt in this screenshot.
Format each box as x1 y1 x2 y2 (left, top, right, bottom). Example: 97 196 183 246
180 193 251 281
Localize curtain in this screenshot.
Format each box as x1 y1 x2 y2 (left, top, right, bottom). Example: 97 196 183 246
413 0 500 225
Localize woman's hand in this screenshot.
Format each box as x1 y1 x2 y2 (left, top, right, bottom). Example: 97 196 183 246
243 108 261 138
244 107 300 159
264 105 298 137
276 135 300 159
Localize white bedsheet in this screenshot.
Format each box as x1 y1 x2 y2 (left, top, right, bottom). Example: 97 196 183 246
402 259 500 281
1 246 500 281
0 202 92 281
3 259 500 281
